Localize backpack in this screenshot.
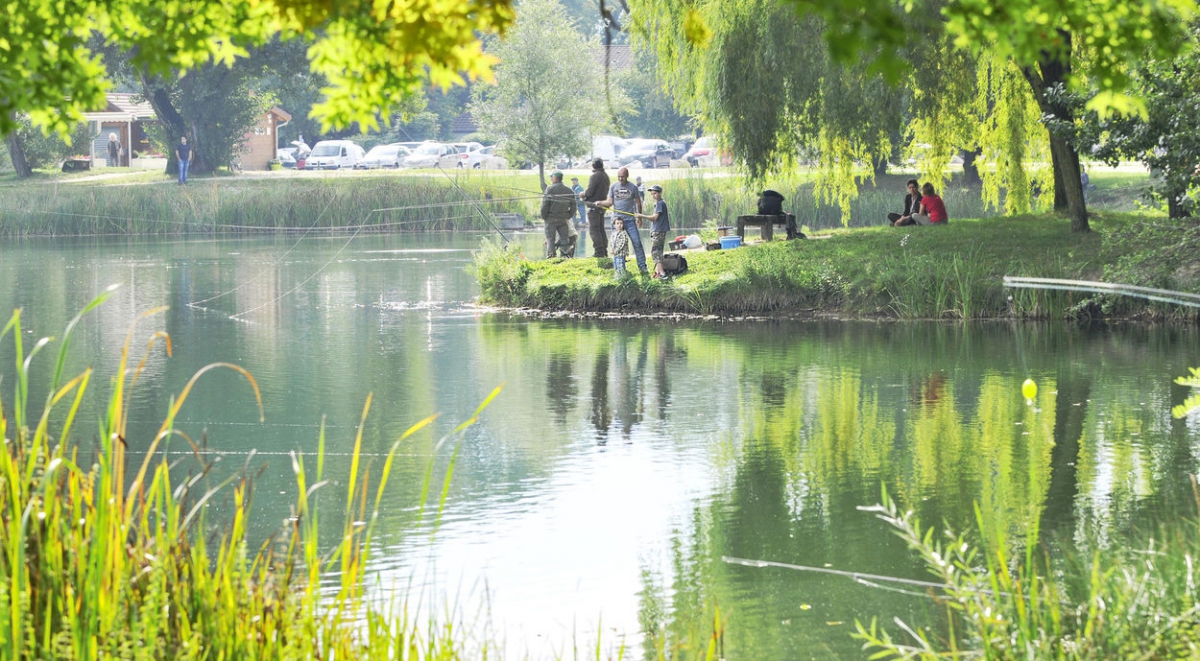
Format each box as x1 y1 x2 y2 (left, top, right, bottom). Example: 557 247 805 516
661 253 688 275
758 190 785 215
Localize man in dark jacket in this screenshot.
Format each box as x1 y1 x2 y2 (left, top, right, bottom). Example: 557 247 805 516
541 171 578 258
888 179 922 226
580 158 611 257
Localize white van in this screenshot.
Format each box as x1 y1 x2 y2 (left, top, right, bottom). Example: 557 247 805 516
306 140 365 170
590 135 628 169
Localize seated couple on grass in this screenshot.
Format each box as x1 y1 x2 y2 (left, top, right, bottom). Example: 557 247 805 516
888 180 948 226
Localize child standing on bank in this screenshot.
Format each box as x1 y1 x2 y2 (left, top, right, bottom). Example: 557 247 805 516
611 217 631 279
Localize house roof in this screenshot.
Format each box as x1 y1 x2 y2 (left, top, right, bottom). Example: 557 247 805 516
451 113 478 134
269 106 292 121
81 93 157 122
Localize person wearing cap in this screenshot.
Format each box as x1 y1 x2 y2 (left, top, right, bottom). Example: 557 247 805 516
634 184 670 278
581 158 611 257
540 171 578 258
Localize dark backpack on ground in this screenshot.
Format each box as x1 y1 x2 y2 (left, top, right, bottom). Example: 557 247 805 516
758 190 785 215
661 253 688 275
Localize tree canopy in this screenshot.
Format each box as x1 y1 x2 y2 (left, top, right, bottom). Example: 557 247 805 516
470 0 614 188
1 0 515 137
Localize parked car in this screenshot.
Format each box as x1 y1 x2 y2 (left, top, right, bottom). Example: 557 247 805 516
306 140 365 169
479 147 509 170
442 142 484 169
459 145 496 169
684 136 722 167
276 148 297 168
622 139 674 168
355 144 411 169
402 142 456 169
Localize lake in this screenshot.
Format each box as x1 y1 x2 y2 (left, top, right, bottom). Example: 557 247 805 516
0 232 1196 660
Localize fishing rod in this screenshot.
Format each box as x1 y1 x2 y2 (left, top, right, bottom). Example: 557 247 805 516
433 163 512 243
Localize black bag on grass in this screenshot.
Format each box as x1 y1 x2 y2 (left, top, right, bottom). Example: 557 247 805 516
661 253 689 275
758 190 785 215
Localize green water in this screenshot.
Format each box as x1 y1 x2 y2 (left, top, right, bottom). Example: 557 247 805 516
1 233 1197 659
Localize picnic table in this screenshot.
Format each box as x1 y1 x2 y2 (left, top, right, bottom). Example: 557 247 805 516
736 214 790 241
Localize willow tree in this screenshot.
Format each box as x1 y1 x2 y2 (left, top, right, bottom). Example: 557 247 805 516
1 0 516 140
634 0 905 223
633 0 1193 232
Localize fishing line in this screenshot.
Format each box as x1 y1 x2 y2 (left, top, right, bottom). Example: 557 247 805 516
434 162 511 243
229 223 363 322
393 124 513 243
187 190 340 310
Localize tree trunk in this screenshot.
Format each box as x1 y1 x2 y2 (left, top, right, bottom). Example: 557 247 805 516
1021 33 1089 232
873 156 888 178
960 148 982 186
138 70 187 175
5 130 32 178
537 162 546 191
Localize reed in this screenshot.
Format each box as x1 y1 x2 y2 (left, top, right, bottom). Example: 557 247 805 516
0 290 500 659
0 176 536 236
855 488 1200 659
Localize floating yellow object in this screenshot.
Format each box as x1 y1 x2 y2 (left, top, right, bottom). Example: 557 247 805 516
1022 379 1038 400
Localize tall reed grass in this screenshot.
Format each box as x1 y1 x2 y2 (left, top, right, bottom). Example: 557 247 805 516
0 177 532 236
855 488 1200 659
0 289 503 659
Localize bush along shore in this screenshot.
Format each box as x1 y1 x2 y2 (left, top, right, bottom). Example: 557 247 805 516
0 293 497 659
475 213 1200 321
0 174 535 236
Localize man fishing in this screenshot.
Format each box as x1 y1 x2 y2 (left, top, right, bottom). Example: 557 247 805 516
580 158 611 258
598 167 647 275
540 171 578 259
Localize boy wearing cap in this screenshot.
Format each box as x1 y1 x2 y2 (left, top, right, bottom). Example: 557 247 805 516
635 184 670 278
541 171 578 258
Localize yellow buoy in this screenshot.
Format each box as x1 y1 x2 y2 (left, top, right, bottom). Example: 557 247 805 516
1022 378 1038 400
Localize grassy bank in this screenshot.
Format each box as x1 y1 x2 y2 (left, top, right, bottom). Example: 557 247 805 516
0 166 1152 236
476 212 1200 320
0 295 495 659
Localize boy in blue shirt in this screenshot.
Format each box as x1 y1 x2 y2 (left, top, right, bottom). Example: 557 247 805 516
635 184 670 278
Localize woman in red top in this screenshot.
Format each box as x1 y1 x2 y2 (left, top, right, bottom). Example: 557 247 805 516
913 183 947 225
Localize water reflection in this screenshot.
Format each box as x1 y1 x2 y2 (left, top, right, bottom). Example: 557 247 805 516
0 235 1197 659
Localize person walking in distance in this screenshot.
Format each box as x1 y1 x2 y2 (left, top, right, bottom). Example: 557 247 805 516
175 135 192 185
599 167 648 275
581 158 611 257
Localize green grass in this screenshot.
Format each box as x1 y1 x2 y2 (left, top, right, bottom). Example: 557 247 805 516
0 292 506 659
476 212 1200 321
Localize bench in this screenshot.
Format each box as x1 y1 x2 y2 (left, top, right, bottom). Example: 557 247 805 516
736 214 791 241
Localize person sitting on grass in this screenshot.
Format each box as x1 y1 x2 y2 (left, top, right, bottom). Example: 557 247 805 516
610 217 631 279
888 179 922 226
895 183 947 225
911 183 948 225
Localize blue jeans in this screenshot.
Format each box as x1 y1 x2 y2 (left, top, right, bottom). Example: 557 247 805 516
178 159 190 184
623 219 648 273
613 255 627 278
